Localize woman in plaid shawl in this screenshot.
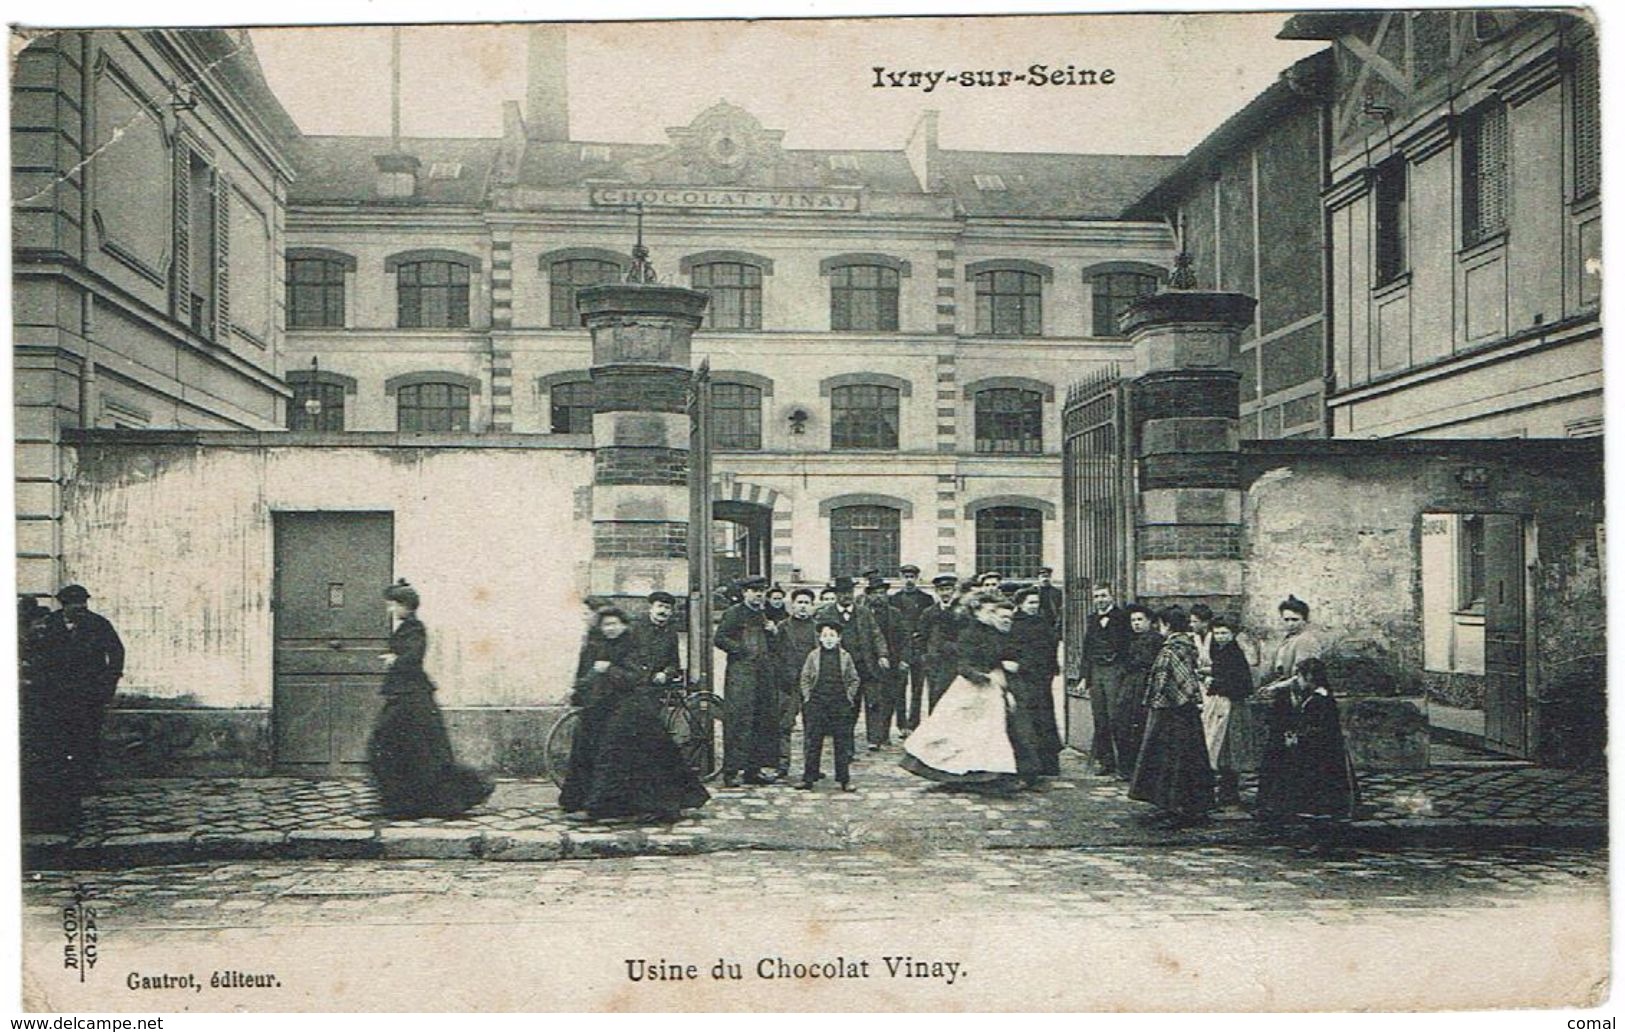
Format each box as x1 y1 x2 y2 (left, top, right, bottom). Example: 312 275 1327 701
1128 606 1216 827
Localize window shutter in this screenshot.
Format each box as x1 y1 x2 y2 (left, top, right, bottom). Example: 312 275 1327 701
1573 40 1600 200
172 143 191 327
214 174 231 341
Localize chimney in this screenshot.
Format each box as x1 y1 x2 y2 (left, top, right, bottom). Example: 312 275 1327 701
904 109 939 192
526 24 570 142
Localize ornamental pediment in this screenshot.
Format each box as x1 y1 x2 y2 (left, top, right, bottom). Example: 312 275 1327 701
621 100 824 187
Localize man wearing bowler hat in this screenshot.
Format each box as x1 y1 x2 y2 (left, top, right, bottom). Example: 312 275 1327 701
32 585 124 831
815 576 888 747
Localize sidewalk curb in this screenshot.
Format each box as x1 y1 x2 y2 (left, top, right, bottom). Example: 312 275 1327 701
22 818 1606 870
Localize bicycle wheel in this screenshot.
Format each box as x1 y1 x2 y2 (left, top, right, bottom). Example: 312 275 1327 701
543 707 582 789
660 692 727 782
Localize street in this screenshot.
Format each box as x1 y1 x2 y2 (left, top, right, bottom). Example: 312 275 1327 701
22 842 1609 1012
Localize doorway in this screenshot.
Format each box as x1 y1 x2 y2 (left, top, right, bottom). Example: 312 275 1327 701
713 500 772 589
272 512 395 776
1419 511 1530 758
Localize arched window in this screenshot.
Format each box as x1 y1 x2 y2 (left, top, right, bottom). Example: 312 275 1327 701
549 259 622 328
973 269 1042 336
397 382 471 431
287 382 346 431
713 382 762 450
1091 271 1159 337
975 506 1043 579
692 262 763 329
549 380 594 435
830 265 900 331
286 256 347 329
974 388 1043 453
830 384 899 450
397 260 471 328
830 505 901 578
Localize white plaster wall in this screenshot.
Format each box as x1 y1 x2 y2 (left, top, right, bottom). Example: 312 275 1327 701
60 443 594 708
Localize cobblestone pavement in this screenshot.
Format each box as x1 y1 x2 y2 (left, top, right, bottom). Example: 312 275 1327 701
21 844 1610 1011
24 742 1607 867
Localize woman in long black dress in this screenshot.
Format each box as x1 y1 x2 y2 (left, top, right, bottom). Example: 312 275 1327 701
367 580 494 818
1255 657 1359 820
1009 588 1063 777
560 607 710 822
1128 606 1214 827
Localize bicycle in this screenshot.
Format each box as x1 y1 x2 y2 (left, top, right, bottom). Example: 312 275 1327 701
543 680 727 787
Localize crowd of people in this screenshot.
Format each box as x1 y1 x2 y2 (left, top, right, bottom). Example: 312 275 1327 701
16 570 1359 834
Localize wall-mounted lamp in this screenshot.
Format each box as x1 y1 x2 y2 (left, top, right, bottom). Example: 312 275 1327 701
787 408 809 435
303 357 322 419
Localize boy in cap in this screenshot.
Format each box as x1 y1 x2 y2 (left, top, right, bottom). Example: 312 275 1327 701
796 619 860 791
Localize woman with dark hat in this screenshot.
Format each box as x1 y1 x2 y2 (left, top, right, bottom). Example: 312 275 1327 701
561 605 710 821
1010 587 1063 777
900 589 1024 788
366 579 494 818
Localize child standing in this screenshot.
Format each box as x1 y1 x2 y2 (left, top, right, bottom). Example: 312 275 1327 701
796 620 861 792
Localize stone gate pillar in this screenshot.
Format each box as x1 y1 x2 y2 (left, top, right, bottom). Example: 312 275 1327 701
1121 284 1256 617
575 279 709 610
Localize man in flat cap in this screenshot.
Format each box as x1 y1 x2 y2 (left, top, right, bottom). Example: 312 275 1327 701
30 585 124 831
1035 566 1064 637
713 576 780 786
919 574 963 713
889 564 934 735
628 591 683 690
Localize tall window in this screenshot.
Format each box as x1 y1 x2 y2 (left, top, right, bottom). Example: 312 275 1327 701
975 506 1043 579
187 153 217 338
831 384 899 450
287 382 345 431
549 381 594 435
1458 514 1487 611
692 262 762 329
549 259 621 328
1091 272 1158 337
287 258 346 329
397 260 470 329
830 265 900 331
1462 100 1509 248
974 269 1042 336
1573 40 1600 202
1374 156 1409 285
975 388 1043 454
713 383 762 450
830 505 900 578
397 382 470 431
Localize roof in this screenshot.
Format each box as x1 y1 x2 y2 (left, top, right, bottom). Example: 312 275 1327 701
1122 50 1332 220
936 150 1181 219
289 136 499 205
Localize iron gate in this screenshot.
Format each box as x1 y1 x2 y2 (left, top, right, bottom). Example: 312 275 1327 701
1061 367 1132 692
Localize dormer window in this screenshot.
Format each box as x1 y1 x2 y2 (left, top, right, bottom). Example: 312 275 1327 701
580 145 612 163
427 162 463 180
828 154 860 171
973 173 1007 191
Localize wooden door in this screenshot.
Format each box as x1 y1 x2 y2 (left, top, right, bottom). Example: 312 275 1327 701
1482 514 1528 757
272 512 394 775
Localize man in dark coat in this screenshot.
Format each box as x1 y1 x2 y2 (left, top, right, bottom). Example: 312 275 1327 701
713 576 780 786
1035 567 1064 636
31 585 124 831
814 577 888 745
888 564 934 734
919 574 962 711
862 581 906 749
1080 583 1133 777
772 588 821 779
627 591 683 687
